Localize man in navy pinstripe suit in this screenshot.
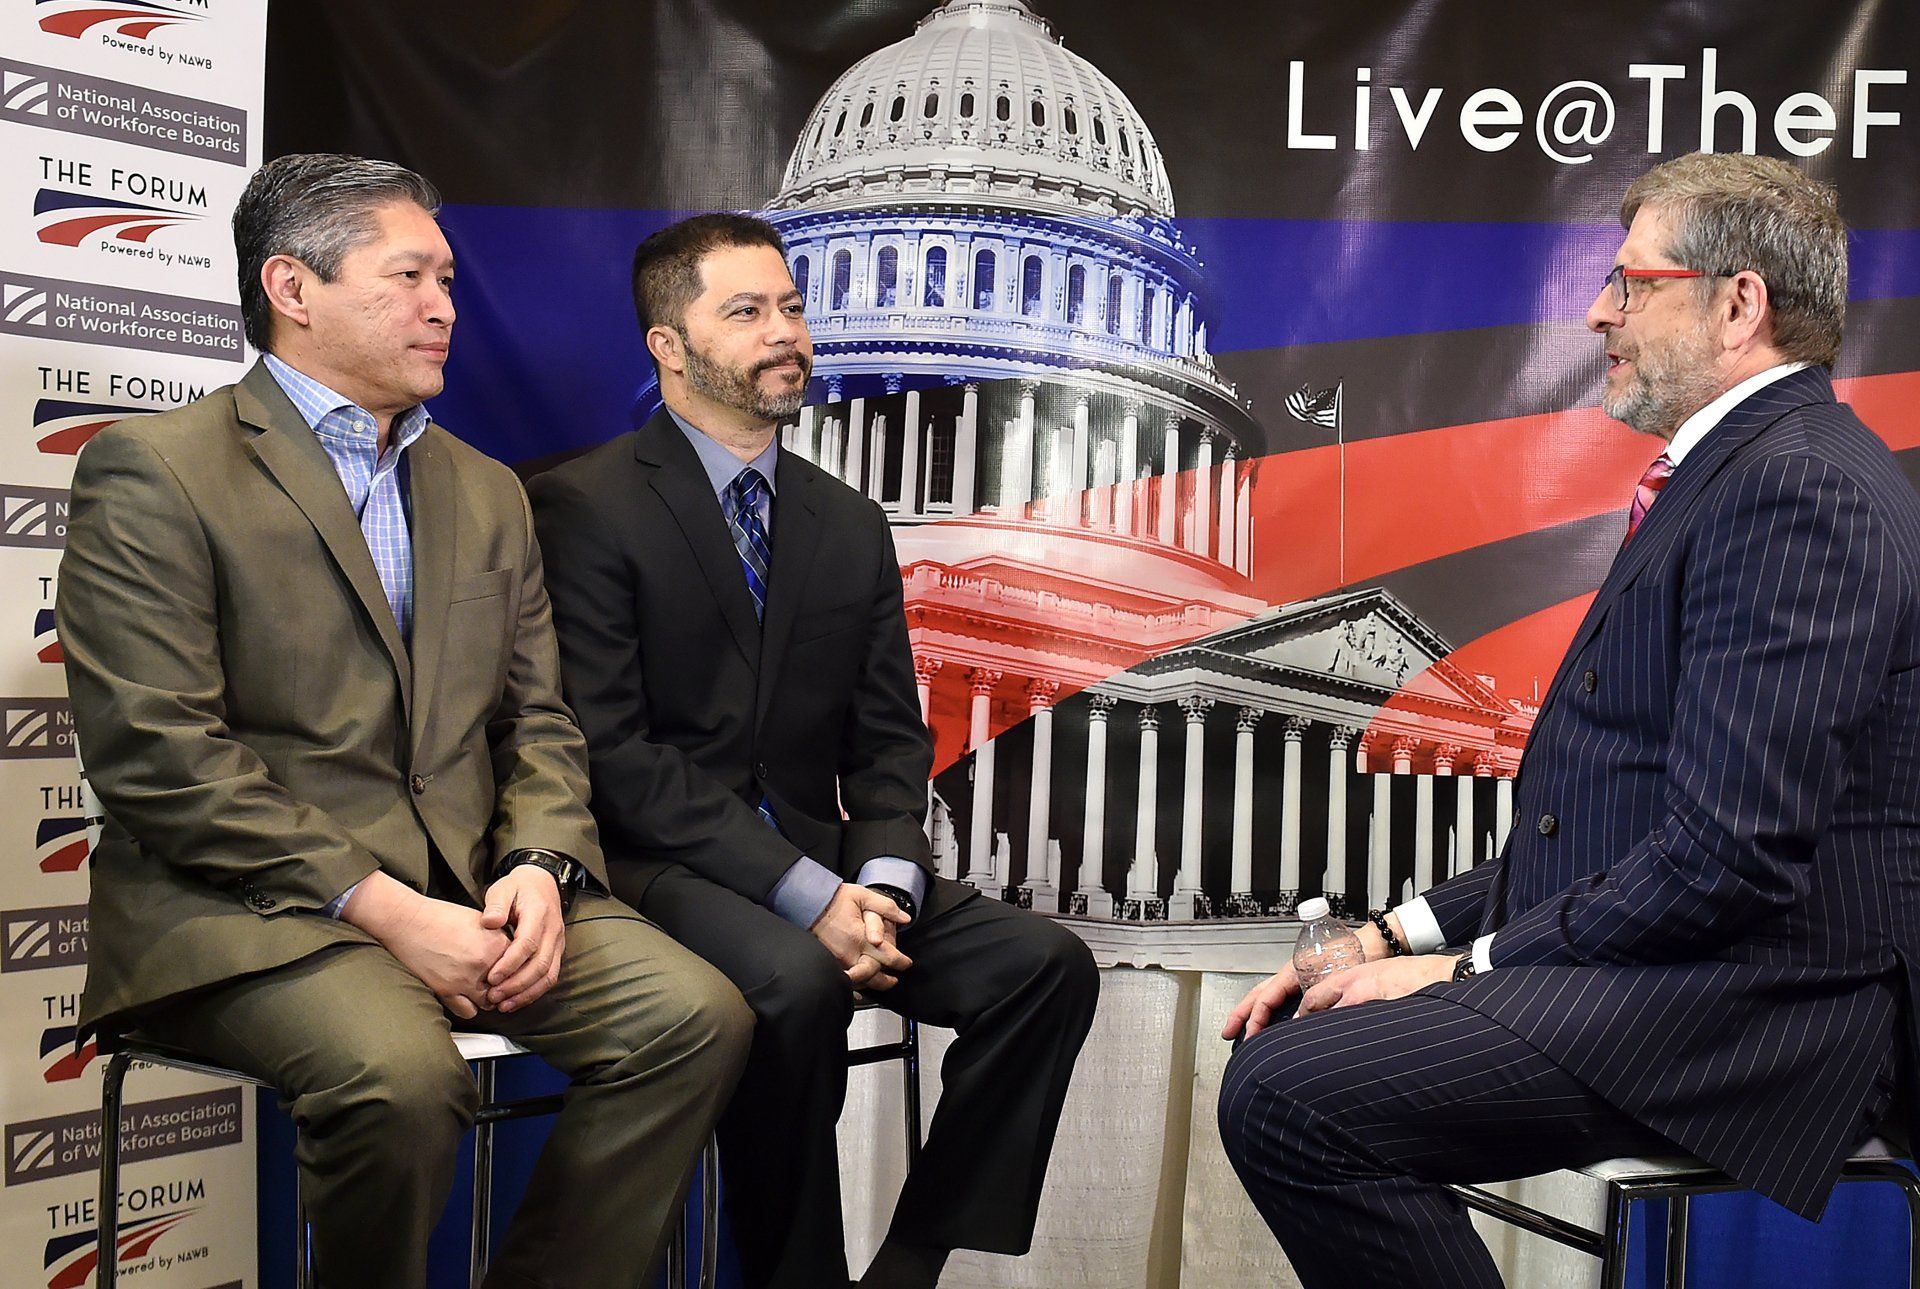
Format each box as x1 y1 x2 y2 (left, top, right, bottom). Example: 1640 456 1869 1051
1217 152 1920 1287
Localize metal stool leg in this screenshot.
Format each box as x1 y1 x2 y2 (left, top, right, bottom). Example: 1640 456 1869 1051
699 1135 721 1289
294 1166 315 1289
1905 1173 1920 1289
1664 1194 1691 1288
666 1208 687 1287
470 1060 499 1289
1599 1184 1633 1289
97 1049 132 1289
900 1017 922 1169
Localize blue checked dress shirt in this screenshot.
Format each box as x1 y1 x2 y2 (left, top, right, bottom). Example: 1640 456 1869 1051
264 354 429 918
263 354 428 638
668 410 928 928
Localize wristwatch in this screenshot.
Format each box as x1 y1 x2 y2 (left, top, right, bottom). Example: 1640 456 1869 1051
495 848 585 915
1451 953 1479 983
867 882 918 921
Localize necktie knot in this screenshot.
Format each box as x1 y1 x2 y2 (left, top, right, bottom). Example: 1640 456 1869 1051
730 467 767 513
1625 452 1675 544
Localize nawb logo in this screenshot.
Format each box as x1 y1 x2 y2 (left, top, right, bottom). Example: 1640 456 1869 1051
36 812 89 872
34 188 201 248
32 396 143 455
39 1022 97 1081
35 0 205 41
42 1206 201 1289
35 606 62 662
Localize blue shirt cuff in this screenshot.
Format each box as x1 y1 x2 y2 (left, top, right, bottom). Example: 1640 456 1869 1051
855 857 927 913
768 856 842 928
320 879 362 920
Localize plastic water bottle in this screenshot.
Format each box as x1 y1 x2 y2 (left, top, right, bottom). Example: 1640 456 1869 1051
1292 898 1365 991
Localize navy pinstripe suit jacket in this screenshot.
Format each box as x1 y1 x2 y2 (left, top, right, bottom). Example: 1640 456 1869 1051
1421 367 1920 1217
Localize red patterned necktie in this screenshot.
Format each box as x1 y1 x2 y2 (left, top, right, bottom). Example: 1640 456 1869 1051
1625 453 1675 544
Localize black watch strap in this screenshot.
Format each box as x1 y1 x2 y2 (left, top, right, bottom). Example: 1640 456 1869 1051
496 848 584 914
867 882 917 921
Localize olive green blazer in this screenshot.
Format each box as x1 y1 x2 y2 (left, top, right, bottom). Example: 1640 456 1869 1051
59 361 609 1032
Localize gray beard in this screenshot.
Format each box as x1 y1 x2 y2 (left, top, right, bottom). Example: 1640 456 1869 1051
683 340 808 423
1601 322 1723 440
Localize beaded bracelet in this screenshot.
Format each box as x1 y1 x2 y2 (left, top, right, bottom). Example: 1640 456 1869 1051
1366 909 1407 957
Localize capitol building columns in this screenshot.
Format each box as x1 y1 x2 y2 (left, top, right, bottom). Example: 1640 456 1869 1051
963 668 1002 891
1225 708 1263 917
1167 695 1214 920
926 669 1519 921
1073 693 1118 917
1123 704 1163 920
952 382 979 512
1323 726 1357 915
1018 679 1061 908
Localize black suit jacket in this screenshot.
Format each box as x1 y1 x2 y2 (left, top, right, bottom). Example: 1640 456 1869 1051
1420 368 1920 1217
527 409 935 909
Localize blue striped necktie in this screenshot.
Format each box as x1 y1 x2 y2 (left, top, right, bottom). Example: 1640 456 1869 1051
725 467 773 623
725 467 783 833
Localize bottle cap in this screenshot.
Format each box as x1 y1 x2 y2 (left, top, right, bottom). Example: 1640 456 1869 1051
1296 897 1330 921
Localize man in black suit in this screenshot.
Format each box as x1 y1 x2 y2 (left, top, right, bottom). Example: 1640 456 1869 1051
1217 153 1920 1287
528 214 1098 1289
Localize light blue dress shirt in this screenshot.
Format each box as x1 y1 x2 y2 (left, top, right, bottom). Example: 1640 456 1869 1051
263 354 429 918
668 409 928 928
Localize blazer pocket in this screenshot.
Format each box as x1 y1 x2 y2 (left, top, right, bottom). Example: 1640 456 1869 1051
450 567 512 603
791 601 866 645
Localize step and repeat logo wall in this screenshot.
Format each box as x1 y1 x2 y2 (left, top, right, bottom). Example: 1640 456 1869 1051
1 2 262 1285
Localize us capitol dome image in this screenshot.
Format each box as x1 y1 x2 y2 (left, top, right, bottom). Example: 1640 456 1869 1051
736 0 1531 943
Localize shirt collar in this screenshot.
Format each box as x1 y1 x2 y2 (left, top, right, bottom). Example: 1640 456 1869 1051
261 353 430 455
667 406 779 498
1664 360 1809 466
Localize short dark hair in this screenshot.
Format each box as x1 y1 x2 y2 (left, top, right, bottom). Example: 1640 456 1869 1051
233 153 442 351
631 213 787 339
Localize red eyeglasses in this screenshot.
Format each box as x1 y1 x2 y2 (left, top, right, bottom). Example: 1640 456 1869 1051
1603 265 1710 311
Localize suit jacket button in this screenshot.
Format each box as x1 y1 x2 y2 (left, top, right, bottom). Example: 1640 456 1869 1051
247 892 274 910
1537 813 1559 837
755 762 770 780
1583 669 1598 693
409 773 427 795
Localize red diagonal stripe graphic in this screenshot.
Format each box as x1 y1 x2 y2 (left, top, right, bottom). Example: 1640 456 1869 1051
38 9 190 38
37 421 113 454
918 368 1920 766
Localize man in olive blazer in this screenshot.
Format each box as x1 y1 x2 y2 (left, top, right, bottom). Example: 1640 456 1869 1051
59 154 750 1289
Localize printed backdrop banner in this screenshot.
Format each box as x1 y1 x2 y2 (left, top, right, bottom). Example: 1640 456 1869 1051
265 4 1920 1286
0 1 263 1287
14 0 1878 1286
265 0 1920 949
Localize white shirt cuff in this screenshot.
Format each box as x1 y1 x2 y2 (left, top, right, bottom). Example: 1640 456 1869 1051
1392 897 1446 954
1472 933 1496 974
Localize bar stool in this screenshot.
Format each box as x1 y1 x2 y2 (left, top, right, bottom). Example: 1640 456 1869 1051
96 1031 694 1289
1447 1135 1920 1289
683 998 923 1289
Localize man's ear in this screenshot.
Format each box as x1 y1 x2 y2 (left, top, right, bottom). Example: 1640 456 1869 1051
1719 269 1772 354
646 324 686 375
261 254 313 333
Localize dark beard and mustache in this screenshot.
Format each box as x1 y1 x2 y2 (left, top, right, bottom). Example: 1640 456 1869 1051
682 336 812 422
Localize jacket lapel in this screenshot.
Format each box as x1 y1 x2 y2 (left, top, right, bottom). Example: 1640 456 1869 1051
636 413 763 668
756 451 823 731
1541 367 1833 725
235 362 413 716
405 428 456 753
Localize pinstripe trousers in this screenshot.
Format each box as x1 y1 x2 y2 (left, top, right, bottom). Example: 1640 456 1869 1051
1217 989 1676 1289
